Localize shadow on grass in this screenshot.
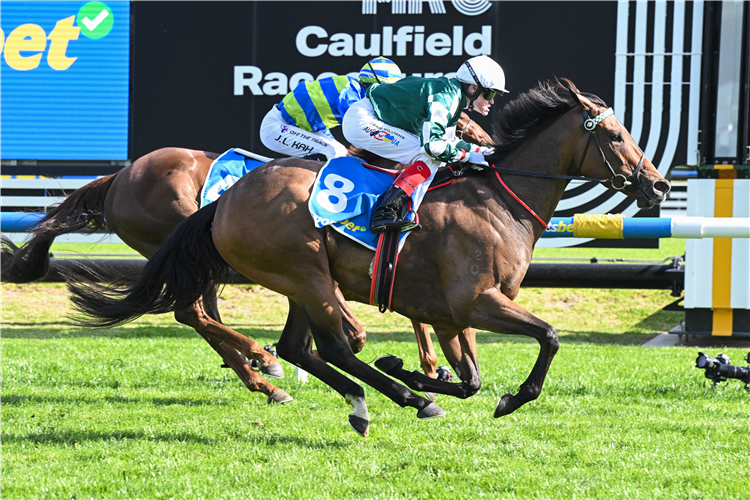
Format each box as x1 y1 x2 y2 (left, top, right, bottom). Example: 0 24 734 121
1 393 239 407
0 325 282 340
1 428 353 449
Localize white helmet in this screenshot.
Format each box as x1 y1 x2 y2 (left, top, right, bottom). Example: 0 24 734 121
456 55 508 99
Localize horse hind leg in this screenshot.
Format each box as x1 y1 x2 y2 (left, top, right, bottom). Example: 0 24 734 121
375 325 481 400
336 287 366 353
174 295 292 404
293 286 445 425
200 288 284 379
275 298 373 436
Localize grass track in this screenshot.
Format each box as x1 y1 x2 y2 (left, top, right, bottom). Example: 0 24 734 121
2 239 749 499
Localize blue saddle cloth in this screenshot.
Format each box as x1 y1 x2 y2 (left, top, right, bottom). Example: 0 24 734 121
200 149 267 208
309 156 414 251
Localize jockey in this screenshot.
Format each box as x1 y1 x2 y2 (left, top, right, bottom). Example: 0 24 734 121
259 57 403 160
342 55 508 233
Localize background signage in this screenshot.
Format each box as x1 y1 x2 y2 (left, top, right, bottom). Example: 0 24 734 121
0 1 130 160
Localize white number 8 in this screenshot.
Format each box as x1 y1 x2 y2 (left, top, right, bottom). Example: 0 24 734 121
316 174 355 213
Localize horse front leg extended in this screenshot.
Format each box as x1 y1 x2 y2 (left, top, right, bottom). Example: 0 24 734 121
174 296 292 404
375 326 481 399
463 288 559 417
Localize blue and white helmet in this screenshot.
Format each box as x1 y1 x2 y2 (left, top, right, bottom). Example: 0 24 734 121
359 57 403 86
456 55 508 99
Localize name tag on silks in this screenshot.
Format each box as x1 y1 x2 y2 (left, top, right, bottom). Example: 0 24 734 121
200 149 267 208
308 156 413 251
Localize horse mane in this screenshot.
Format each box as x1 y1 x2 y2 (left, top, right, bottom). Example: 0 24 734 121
490 79 607 161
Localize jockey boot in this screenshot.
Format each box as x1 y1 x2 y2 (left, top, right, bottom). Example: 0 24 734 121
370 160 431 234
370 185 416 234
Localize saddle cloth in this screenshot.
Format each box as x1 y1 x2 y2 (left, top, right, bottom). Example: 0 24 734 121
308 157 416 251
200 148 271 208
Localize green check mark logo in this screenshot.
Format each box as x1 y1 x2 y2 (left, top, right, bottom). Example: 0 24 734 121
77 1 114 39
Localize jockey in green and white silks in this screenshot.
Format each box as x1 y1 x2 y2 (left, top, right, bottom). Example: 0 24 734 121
260 57 403 160
342 55 508 233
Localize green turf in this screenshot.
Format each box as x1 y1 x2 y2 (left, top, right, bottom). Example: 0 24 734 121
3 236 749 499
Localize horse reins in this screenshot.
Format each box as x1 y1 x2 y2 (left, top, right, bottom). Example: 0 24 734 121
483 106 646 230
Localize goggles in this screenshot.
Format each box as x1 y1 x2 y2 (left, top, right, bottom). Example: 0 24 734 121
482 88 498 101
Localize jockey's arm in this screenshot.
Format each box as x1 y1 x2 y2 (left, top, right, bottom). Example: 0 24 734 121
337 79 366 121
421 97 478 164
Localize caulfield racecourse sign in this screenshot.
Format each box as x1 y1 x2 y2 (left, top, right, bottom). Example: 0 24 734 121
234 0 494 96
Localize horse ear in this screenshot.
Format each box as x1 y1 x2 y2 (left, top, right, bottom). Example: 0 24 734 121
558 78 583 107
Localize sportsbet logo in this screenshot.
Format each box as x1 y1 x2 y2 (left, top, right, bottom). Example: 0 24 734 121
0 1 113 71
547 221 574 234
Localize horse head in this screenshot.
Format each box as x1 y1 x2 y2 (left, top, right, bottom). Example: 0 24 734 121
457 111 493 147
561 79 671 208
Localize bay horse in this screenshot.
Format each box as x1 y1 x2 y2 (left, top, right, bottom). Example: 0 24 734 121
64 80 670 436
1 113 491 403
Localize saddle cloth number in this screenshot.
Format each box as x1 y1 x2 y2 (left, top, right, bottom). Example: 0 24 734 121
316 174 356 214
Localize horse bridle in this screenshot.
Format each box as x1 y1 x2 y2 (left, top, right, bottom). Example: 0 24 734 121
577 107 644 193
482 106 645 193
456 117 473 140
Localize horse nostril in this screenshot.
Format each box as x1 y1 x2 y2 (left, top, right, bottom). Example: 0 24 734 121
654 180 670 194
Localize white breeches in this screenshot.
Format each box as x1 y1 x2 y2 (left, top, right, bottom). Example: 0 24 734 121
259 106 349 160
342 98 443 212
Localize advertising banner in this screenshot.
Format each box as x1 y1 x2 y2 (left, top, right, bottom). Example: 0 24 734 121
0 0 130 160
131 1 618 160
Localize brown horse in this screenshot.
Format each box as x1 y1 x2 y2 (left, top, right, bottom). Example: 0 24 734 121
1 112 490 402
64 80 670 436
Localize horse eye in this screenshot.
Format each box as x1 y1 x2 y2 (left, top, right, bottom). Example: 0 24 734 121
610 133 623 142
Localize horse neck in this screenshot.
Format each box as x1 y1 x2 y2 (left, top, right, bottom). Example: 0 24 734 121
486 110 582 241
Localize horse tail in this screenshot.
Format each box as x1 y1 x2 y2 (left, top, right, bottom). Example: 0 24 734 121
66 201 228 329
1 174 117 283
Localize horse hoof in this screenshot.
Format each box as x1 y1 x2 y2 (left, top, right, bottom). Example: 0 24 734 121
348 415 370 437
423 391 437 402
261 362 285 379
374 354 403 374
267 390 293 404
494 393 516 418
417 402 445 419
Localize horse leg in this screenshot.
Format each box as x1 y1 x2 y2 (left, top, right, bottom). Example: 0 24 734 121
411 320 437 378
462 288 559 417
288 284 444 422
375 325 481 399
275 298 374 436
174 296 292 404
200 288 284 379
336 287 366 353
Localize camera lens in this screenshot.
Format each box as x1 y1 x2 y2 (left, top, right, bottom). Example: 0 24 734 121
696 353 709 368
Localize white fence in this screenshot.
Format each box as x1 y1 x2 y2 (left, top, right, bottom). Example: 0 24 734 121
0 177 123 243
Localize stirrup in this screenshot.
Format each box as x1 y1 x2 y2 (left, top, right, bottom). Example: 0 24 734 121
371 219 421 234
